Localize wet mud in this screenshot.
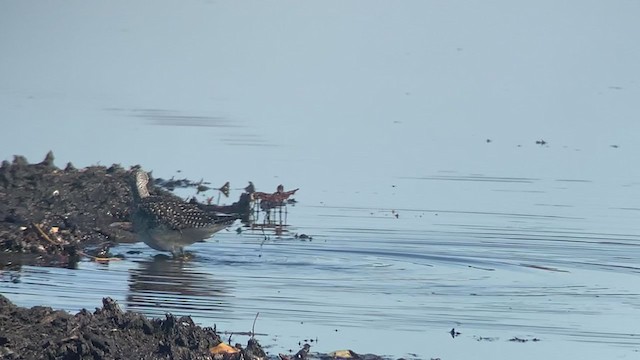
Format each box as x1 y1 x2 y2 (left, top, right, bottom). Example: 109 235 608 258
0 152 250 267
0 295 393 360
0 153 390 360
0 294 267 360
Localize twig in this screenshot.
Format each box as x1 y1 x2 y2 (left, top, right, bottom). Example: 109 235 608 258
32 223 59 245
218 331 268 336
78 251 123 262
252 312 260 338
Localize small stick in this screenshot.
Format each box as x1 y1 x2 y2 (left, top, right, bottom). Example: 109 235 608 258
32 223 59 245
78 251 123 262
252 312 260 338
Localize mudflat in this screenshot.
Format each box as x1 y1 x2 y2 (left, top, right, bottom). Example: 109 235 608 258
0 294 264 360
0 152 250 267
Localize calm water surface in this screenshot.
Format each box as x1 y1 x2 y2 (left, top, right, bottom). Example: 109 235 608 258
3 165 640 359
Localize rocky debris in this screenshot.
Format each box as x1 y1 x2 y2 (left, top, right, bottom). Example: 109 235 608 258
0 152 251 267
278 344 310 360
0 296 407 360
0 294 272 360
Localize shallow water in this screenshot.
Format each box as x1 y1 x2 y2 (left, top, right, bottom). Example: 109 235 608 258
2 1 640 358
3 176 640 358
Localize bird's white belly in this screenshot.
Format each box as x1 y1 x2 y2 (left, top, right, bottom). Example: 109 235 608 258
140 225 228 253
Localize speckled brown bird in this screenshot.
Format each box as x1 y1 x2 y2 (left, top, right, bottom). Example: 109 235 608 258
130 170 238 255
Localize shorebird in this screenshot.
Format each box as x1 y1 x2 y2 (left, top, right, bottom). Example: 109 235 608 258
129 170 238 256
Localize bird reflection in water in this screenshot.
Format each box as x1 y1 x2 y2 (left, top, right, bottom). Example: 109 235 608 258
126 255 233 318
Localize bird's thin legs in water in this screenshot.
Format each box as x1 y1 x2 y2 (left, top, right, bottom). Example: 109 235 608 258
172 247 195 260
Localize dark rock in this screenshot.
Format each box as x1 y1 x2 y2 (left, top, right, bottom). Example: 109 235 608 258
40 151 55 167
244 338 267 360
0 295 223 360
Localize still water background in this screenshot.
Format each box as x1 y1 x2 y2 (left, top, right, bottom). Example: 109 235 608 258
1 1 640 359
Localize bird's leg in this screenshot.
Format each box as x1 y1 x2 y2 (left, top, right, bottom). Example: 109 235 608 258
171 247 183 259
173 247 194 260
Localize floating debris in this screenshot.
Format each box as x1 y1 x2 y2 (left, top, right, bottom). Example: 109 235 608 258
508 337 541 343
295 233 313 241
242 184 300 236
218 181 231 197
474 336 499 342
279 343 311 360
251 185 299 210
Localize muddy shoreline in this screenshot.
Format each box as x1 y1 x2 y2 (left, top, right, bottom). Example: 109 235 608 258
0 153 392 360
0 152 250 268
0 294 230 360
0 295 393 360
